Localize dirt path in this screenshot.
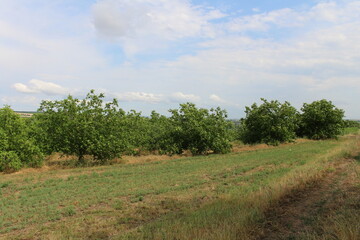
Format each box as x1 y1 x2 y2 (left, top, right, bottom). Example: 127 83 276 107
256 157 360 240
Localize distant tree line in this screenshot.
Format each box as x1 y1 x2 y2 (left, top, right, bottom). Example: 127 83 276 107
0 90 352 172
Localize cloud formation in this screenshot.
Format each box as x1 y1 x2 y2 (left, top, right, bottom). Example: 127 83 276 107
170 92 201 102
13 79 70 95
113 91 164 103
209 94 227 104
168 1 360 89
1 1 360 118
111 91 201 104
92 0 224 55
226 1 360 33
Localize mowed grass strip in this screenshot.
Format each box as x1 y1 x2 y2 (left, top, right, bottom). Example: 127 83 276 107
130 136 359 240
0 135 358 239
264 152 360 240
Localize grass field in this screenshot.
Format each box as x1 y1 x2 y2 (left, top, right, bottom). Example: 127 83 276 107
0 132 359 239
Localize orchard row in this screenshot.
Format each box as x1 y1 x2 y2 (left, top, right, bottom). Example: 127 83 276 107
1 90 356 172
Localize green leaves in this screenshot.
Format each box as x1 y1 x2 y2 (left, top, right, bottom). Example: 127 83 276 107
0 151 21 173
299 99 345 139
0 106 43 172
34 91 231 163
168 103 232 155
240 99 299 145
239 98 345 145
1 91 347 172
37 90 129 164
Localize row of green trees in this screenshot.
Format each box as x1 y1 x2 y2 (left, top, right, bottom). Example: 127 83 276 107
239 98 346 145
0 90 353 172
34 90 232 163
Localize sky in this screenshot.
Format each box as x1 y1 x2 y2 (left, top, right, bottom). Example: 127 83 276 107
0 0 359 118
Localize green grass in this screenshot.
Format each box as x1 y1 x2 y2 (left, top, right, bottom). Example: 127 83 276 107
0 135 358 239
297 153 360 240
342 127 359 135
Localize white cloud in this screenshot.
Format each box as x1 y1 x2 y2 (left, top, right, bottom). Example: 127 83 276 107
209 94 241 108
165 1 360 89
113 92 164 103
209 94 226 104
91 0 225 55
13 79 70 95
227 8 302 32
0 2 107 91
1 0 360 118
225 1 360 35
13 83 38 94
310 2 342 22
170 92 201 102
110 91 201 103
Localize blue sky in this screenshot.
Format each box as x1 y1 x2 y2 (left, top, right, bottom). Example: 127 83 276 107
0 0 359 118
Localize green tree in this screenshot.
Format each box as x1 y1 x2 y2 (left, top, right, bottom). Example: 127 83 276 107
299 99 345 139
37 90 129 164
0 106 43 172
343 120 360 128
240 99 299 145
168 103 232 155
143 111 174 154
121 110 150 155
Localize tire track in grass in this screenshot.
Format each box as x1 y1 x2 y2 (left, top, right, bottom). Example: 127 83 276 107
256 156 360 240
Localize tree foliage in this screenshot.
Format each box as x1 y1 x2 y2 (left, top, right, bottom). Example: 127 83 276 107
0 106 43 172
299 99 345 139
1 90 349 171
120 110 152 155
168 103 232 155
37 90 129 164
240 99 299 145
143 111 174 154
343 120 360 128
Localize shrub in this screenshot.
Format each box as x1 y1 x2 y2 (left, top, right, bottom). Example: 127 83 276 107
299 99 345 139
0 151 22 172
240 99 299 145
